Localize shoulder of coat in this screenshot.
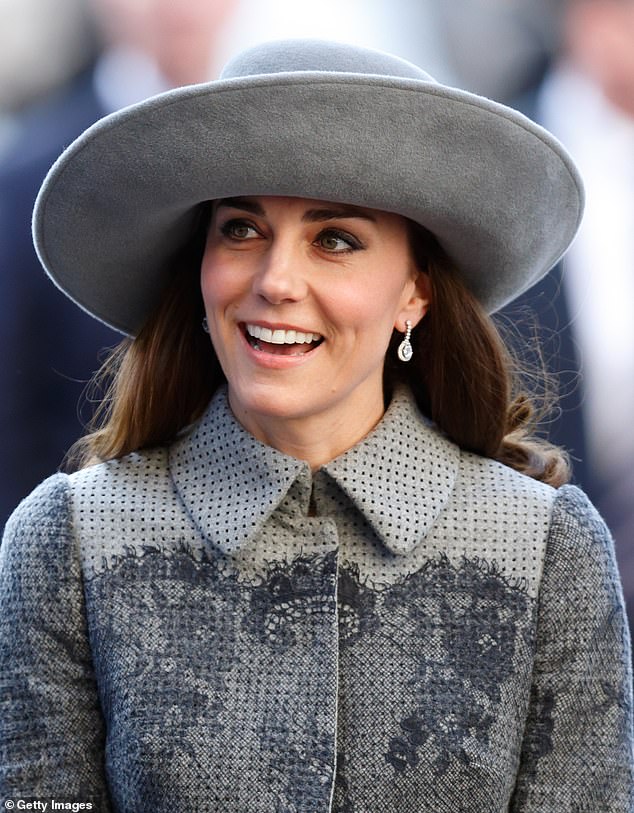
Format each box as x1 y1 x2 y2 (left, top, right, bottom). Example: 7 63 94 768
456 447 557 511
66 446 197 578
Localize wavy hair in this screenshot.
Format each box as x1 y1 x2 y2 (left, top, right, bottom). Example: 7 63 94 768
70 208 569 486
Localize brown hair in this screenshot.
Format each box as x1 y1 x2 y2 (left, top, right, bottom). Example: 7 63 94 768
71 211 570 486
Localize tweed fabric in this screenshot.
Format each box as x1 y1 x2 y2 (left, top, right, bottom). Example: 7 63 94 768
1 387 632 811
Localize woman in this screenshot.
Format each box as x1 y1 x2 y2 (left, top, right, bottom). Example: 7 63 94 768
1 38 632 812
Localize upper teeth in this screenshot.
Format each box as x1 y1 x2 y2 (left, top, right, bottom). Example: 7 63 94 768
246 324 322 345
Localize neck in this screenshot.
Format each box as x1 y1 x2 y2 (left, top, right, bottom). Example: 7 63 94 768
228 391 386 470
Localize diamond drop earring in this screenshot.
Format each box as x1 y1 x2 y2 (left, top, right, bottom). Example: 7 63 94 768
202 317 210 333
397 320 413 362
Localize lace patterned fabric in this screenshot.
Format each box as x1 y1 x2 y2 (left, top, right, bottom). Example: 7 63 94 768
1 387 632 811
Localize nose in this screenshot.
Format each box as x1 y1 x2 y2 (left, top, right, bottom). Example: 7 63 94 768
252 242 309 304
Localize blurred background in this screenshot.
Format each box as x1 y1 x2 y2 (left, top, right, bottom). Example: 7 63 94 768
1 0 632 637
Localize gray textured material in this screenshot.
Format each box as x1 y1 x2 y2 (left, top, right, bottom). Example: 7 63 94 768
32 38 584 335
1 387 632 810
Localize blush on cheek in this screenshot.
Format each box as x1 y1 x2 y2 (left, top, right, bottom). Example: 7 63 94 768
200 261 243 314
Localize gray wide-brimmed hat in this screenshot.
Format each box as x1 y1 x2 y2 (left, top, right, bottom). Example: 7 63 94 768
33 38 584 336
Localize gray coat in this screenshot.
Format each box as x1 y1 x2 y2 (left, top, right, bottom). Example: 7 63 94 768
1 387 632 811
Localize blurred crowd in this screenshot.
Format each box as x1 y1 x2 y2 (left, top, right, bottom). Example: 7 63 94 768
1 0 633 634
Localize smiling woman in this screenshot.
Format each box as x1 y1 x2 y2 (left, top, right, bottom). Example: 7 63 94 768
1 38 632 813
199 196 429 464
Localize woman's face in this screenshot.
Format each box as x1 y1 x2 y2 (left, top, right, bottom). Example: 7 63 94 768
200 195 430 442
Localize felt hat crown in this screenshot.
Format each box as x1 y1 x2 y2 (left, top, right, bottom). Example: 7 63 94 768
33 38 584 335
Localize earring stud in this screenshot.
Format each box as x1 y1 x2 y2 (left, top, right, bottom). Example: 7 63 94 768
397 320 413 362
202 317 210 333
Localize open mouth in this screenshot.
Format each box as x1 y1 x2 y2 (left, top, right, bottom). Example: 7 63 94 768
243 323 324 356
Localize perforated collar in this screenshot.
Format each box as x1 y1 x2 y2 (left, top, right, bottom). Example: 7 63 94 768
168 386 460 556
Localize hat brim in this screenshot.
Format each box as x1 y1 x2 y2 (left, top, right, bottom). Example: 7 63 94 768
33 71 584 335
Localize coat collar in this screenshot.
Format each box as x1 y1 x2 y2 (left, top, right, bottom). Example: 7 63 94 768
321 389 459 554
168 386 459 557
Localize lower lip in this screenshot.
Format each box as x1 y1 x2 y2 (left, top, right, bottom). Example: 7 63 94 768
240 329 323 369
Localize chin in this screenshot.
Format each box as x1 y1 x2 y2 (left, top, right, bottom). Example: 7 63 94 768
229 381 319 423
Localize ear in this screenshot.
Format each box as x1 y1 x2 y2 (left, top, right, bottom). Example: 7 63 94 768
395 271 431 332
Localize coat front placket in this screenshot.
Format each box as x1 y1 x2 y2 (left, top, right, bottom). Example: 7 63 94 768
229 470 343 810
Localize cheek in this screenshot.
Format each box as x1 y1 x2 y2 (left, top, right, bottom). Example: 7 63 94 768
200 254 242 315
329 273 412 331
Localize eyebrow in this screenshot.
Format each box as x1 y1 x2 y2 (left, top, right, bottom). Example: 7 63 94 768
216 197 377 223
216 197 265 215
302 205 377 224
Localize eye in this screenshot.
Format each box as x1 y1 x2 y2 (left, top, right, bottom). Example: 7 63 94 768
315 229 363 254
219 219 260 241
318 232 348 252
315 228 362 253
315 229 360 253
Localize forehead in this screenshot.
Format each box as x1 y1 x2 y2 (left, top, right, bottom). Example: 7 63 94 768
214 195 409 229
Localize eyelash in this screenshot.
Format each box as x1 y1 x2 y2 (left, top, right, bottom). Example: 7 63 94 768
219 219 259 240
218 219 363 254
315 228 362 253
